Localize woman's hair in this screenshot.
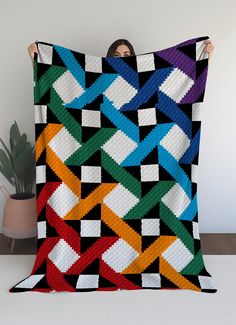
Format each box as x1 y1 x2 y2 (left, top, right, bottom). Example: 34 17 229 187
106 39 136 57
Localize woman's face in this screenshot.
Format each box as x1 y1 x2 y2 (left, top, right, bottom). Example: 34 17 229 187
113 44 131 57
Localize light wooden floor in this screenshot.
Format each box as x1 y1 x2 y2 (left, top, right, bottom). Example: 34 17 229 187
0 233 236 254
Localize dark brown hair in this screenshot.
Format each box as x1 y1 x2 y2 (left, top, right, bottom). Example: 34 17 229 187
106 39 136 57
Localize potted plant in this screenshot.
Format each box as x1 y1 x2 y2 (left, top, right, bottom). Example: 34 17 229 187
0 120 37 245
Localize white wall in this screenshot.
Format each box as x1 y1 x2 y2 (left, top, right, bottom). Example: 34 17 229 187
0 0 235 233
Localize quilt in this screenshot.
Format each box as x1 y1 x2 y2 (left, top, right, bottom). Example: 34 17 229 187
9 36 217 293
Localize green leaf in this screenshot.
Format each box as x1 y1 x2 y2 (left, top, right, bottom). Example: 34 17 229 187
0 137 13 166
0 166 15 186
10 121 22 158
21 133 27 144
0 149 14 185
13 148 35 183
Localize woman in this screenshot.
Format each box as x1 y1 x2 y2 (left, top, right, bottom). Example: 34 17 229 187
27 38 214 63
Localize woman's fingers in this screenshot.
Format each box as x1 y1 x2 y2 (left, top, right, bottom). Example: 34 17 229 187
27 43 38 53
27 43 38 63
204 40 214 54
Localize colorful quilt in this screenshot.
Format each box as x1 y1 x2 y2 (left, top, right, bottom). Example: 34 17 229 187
9 36 217 293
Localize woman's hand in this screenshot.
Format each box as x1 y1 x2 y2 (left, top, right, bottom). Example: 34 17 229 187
204 39 214 60
27 43 38 65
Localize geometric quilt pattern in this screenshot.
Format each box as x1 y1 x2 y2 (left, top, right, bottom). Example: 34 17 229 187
9 36 217 293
